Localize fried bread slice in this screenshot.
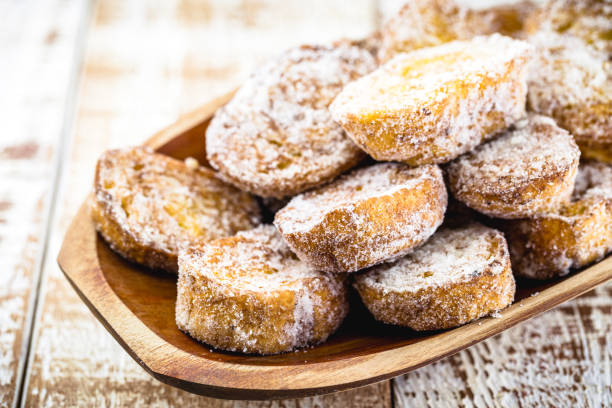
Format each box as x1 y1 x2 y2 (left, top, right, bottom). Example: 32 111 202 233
504 161 612 279
176 225 349 355
274 163 447 273
447 114 580 219
527 31 612 163
206 44 376 198
378 0 538 61
354 223 515 331
330 34 533 166
92 147 261 273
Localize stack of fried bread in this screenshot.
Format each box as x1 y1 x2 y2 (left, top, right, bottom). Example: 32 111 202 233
90 0 612 355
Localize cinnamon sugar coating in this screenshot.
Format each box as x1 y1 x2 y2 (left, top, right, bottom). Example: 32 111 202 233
447 114 580 219
504 161 612 279
526 0 612 55
354 224 515 331
378 0 538 62
330 34 533 166
274 163 447 273
91 147 261 273
527 31 612 163
206 44 376 198
175 225 349 355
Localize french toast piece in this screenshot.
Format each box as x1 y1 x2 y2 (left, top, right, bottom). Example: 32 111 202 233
504 161 612 279
447 114 580 219
527 31 612 163
378 0 539 62
206 44 376 198
274 163 447 273
91 147 261 273
330 34 533 166
354 223 515 331
526 0 612 55
175 225 349 355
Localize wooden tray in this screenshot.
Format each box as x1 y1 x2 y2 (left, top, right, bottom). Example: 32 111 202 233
57 92 612 400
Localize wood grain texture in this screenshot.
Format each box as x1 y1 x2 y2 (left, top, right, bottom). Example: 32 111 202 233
24 0 388 406
17 0 612 406
0 0 88 406
52 92 612 401
394 283 612 407
375 0 612 406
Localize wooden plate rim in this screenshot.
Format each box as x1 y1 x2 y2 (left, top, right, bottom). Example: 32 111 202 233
57 92 612 400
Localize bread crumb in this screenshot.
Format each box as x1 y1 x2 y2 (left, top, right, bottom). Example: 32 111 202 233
184 157 199 170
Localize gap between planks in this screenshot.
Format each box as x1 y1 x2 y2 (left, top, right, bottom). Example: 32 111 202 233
13 1 96 407
19 0 391 406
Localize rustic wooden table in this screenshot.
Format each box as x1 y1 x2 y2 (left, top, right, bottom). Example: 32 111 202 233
2 0 611 406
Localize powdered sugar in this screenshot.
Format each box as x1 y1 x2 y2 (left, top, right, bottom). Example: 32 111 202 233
526 30 612 147
527 31 610 115
206 44 376 198
183 225 339 291
447 113 580 218
357 224 509 292
354 223 515 331
176 225 348 354
572 161 612 201
330 34 533 165
378 0 537 61
504 161 612 279
92 147 261 272
276 163 436 233
533 0 612 56
274 163 447 272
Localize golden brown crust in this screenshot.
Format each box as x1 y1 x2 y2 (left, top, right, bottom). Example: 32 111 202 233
526 0 612 55
579 140 612 164
378 0 539 62
526 30 612 164
547 100 612 164
503 161 612 279
354 224 515 331
330 34 533 166
91 147 261 273
206 44 376 198
526 0 612 165
274 163 447 273
334 33 382 60
175 226 349 355
447 114 580 219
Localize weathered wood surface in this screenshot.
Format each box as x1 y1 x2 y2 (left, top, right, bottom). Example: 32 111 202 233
394 284 612 407
23 0 389 406
376 1 612 407
55 87 612 401
0 0 88 406
4 0 611 406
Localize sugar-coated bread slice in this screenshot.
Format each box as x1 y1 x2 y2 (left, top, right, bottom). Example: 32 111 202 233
175 225 349 355
330 34 533 166
354 223 515 331
526 0 612 56
447 114 580 219
527 31 612 163
504 161 612 279
91 147 261 273
378 0 538 61
206 44 376 198
274 163 447 273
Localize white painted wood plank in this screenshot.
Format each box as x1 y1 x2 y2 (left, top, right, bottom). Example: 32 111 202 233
377 1 612 406
0 1 89 407
393 284 612 407
23 1 386 407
